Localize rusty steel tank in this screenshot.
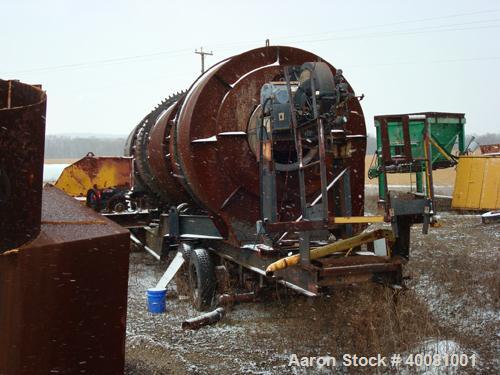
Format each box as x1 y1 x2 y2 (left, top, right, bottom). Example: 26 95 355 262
0 79 46 253
126 46 366 245
0 79 130 373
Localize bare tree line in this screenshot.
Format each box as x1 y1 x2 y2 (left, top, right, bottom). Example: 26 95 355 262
469 133 500 147
44 133 499 159
44 136 127 159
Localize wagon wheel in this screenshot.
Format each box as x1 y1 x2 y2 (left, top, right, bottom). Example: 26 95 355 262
188 248 216 311
86 189 101 211
107 194 127 212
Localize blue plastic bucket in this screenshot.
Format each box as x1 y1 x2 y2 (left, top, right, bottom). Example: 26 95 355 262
147 287 167 313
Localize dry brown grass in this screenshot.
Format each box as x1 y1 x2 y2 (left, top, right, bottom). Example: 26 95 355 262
125 195 498 374
223 282 451 374
405 215 500 372
44 158 78 164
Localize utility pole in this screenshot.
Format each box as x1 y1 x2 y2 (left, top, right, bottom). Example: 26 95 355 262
194 47 213 74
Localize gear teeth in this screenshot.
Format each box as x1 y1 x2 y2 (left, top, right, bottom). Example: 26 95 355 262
125 90 187 200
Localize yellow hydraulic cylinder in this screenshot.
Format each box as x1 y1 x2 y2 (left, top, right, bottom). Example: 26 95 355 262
331 216 385 224
265 229 394 275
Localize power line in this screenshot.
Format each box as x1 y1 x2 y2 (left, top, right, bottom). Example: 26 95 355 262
3 48 193 75
283 9 500 39
73 54 500 95
206 9 500 50
3 9 500 76
287 23 500 45
346 55 500 69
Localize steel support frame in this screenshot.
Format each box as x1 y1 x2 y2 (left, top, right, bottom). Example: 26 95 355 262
259 64 358 264
210 241 402 296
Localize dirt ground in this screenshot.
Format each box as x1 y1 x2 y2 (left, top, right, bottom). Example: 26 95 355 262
124 191 498 374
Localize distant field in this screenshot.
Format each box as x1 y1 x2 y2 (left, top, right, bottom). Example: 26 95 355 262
44 158 78 164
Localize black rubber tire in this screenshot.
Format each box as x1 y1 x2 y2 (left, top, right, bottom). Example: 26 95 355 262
179 242 193 261
107 194 127 212
174 243 193 296
86 189 100 211
188 248 216 311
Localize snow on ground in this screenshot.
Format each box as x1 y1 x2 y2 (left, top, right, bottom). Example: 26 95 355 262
43 163 68 182
394 339 477 374
414 274 500 338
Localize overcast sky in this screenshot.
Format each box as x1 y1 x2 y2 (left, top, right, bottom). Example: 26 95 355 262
1 0 499 136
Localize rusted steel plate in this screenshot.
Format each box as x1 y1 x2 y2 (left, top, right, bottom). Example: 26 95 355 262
480 143 500 154
127 93 192 203
102 210 151 228
317 254 393 267
0 79 46 253
265 220 328 232
54 154 132 197
266 216 386 232
147 100 194 204
126 46 367 245
174 46 366 244
218 292 257 305
0 185 130 374
318 262 401 276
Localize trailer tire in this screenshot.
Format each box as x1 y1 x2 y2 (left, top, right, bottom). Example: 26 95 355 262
179 242 193 261
189 248 216 311
175 243 193 296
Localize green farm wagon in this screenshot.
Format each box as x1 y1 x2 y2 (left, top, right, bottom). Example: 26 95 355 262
368 112 466 202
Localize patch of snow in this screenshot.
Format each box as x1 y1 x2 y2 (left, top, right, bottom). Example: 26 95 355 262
414 275 500 337
43 163 68 182
393 339 478 374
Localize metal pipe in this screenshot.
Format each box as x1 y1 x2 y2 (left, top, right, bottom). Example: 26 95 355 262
278 169 347 242
266 229 394 275
130 233 160 260
181 307 225 330
284 66 307 219
317 118 329 221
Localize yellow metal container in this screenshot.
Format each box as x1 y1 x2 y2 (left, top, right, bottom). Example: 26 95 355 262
452 155 500 210
55 153 132 197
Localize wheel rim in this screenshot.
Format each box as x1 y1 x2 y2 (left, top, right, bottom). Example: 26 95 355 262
114 202 125 212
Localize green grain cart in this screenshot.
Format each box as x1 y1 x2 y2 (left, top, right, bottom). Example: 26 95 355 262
368 112 466 202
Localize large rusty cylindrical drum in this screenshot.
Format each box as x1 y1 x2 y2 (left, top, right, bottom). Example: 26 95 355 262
128 46 366 244
0 80 46 253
